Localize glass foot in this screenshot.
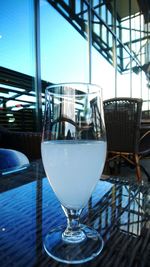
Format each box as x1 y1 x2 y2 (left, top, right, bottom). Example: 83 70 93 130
44 224 104 264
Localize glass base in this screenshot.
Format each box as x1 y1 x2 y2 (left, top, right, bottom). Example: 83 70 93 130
44 224 104 264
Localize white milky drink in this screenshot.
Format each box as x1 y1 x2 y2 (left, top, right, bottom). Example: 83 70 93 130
41 140 106 210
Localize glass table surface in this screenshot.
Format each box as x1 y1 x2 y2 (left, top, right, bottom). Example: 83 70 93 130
0 160 150 267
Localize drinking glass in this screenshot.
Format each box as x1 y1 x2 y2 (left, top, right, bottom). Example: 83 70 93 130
41 83 107 264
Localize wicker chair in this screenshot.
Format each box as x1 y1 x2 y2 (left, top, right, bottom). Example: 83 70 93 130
103 97 150 182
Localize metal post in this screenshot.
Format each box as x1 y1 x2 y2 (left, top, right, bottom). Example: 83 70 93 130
140 13 142 98
129 0 132 97
88 0 92 84
34 0 42 132
112 0 117 97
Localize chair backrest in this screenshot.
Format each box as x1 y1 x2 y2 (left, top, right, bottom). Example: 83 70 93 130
103 98 143 153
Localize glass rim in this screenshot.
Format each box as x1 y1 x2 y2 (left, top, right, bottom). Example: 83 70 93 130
45 82 102 97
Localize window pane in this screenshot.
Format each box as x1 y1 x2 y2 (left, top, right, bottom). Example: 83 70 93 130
0 0 36 131
40 1 89 84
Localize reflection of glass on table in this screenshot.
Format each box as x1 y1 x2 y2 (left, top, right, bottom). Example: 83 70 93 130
0 161 150 267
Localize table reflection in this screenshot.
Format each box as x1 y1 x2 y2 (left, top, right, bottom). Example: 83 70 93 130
0 161 149 267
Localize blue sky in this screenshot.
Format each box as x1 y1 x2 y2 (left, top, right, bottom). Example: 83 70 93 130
40 1 89 84
0 0 35 76
0 0 89 83
0 0 148 105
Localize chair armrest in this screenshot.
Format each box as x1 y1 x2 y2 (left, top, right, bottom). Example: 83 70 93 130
139 130 150 143
139 130 150 156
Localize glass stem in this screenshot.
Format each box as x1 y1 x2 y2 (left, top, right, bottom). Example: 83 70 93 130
61 206 86 243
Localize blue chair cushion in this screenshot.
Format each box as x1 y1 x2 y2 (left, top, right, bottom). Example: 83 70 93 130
0 148 29 171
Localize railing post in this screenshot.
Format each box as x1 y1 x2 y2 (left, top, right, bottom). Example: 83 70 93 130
34 0 42 132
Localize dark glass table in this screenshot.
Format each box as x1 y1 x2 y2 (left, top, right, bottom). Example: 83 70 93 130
0 160 150 267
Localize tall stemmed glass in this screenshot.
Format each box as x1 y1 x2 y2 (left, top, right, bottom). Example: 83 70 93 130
41 83 107 264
